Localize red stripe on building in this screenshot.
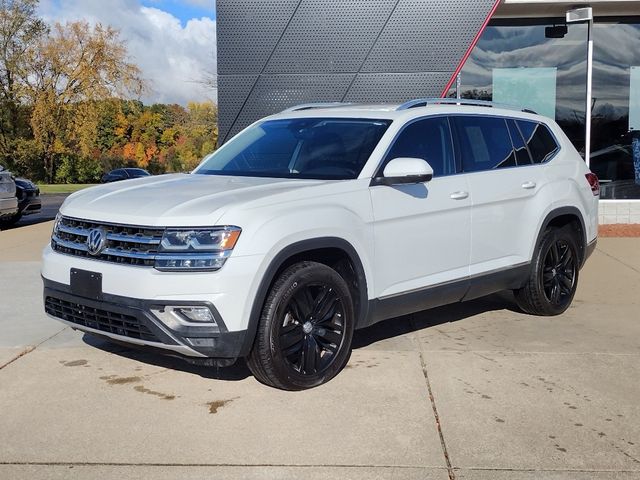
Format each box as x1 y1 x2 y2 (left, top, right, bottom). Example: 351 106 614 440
440 0 502 97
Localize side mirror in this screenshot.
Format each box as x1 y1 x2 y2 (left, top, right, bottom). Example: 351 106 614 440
373 157 434 186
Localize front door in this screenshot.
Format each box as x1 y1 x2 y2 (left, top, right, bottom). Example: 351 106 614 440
370 116 472 301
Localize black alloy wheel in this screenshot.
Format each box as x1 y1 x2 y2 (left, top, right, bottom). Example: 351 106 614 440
247 261 355 390
514 227 580 316
541 238 576 307
278 282 346 376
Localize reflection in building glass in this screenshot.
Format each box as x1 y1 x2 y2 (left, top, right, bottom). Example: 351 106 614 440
630 67 640 186
456 20 640 199
493 67 557 118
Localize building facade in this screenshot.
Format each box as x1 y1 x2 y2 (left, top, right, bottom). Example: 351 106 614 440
216 0 640 222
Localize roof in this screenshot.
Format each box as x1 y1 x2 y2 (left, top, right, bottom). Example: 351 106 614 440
268 99 547 123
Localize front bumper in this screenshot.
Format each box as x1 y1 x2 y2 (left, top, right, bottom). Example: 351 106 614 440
43 277 247 362
18 191 41 216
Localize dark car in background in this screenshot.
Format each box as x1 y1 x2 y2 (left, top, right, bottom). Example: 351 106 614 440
15 177 42 216
0 174 42 227
101 168 151 183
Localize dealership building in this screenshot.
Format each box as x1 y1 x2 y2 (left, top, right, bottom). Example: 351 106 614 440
216 0 640 223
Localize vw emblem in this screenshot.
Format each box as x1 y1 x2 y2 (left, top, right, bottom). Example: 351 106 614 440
86 228 107 256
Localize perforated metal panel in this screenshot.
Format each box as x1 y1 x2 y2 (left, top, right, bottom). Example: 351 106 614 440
226 74 354 139
217 0 497 143
216 75 259 137
265 0 397 74
217 0 300 74
344 73 452 103
363 0 496 72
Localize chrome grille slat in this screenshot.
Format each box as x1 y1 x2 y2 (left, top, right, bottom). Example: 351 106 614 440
52 235 89 252
57 224 90 237
106 232 161 245
52 216 164 267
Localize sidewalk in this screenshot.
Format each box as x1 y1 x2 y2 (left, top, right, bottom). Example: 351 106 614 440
1 226 639 479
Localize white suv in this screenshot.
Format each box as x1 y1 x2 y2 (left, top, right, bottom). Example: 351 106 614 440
42 99 599 390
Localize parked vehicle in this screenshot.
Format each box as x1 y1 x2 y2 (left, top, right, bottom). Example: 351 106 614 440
42 99 599 390
0 177 42 226
101 168 150 183
0 166 18 225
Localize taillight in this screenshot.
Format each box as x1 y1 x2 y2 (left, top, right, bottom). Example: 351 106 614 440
585 172 600 196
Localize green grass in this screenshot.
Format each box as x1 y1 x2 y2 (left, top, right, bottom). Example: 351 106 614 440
37 184 97 194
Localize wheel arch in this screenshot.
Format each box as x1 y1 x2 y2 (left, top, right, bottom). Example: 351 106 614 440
534 206 588 267
239 237 369 357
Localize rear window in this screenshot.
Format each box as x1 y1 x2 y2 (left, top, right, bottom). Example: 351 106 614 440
453 116 516 172
516 120 559 164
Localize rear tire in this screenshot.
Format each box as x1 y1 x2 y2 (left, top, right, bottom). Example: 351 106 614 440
246 261 355 390
514 227 580 316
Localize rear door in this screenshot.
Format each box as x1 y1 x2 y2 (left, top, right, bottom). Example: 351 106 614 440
451 115 557 276
370 116 471 300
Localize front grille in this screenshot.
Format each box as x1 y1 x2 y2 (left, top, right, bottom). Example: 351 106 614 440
45 296 159 342
51 216 164 266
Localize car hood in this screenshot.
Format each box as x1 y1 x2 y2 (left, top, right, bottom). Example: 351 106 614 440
60 173 331 226
15 178 37 190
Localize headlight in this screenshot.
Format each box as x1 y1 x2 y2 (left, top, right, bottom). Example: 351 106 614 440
155 226 241 271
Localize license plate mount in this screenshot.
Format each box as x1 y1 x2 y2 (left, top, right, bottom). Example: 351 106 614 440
70 269 103 299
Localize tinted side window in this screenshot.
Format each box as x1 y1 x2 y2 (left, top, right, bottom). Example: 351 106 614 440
453 116 516 172
385 117 455 177
507 119 533 165
112 169 126 177
516 120 559 163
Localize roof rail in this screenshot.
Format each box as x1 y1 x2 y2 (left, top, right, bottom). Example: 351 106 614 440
281 102 353 113
396 98 537 114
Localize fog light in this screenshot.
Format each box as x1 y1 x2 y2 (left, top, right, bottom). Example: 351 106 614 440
177 307 214 323
151 305 218 329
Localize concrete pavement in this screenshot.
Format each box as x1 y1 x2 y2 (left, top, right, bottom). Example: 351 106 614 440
0 221 639 479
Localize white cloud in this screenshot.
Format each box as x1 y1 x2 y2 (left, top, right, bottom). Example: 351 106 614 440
38 0 217 106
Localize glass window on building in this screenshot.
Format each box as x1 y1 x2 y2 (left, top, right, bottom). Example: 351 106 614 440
591 20 640 199
453 18 640 199
451 20 587 153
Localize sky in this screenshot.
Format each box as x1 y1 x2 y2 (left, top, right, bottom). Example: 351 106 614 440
38 0 217 106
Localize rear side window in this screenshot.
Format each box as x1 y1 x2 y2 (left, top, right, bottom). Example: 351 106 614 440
384 116 455 176
453 116 516 172
516 120 559 163
507 119 532 165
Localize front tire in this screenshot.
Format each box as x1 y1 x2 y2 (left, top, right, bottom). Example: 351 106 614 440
514 227 580 316
246 261 355 390
0 213 21 228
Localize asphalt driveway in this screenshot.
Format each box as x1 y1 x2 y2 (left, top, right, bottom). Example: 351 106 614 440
0 222 639 479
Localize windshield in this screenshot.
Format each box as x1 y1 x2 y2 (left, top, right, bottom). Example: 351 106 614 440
127 168 150 175
194 118 391 180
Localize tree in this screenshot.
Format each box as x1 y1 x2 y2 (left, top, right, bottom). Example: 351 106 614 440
0 0 47 155
22 21 145 181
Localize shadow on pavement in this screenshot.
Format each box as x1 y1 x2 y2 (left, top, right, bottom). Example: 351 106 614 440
82 333 253 382
80 291 520 380
352 291 520 349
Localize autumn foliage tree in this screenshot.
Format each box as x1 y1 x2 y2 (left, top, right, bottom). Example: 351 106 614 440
0 0 46 158
21 21 145 182
0 0 218 183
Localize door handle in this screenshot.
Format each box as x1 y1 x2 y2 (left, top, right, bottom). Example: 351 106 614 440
450 191 469 200
522 181 536 189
